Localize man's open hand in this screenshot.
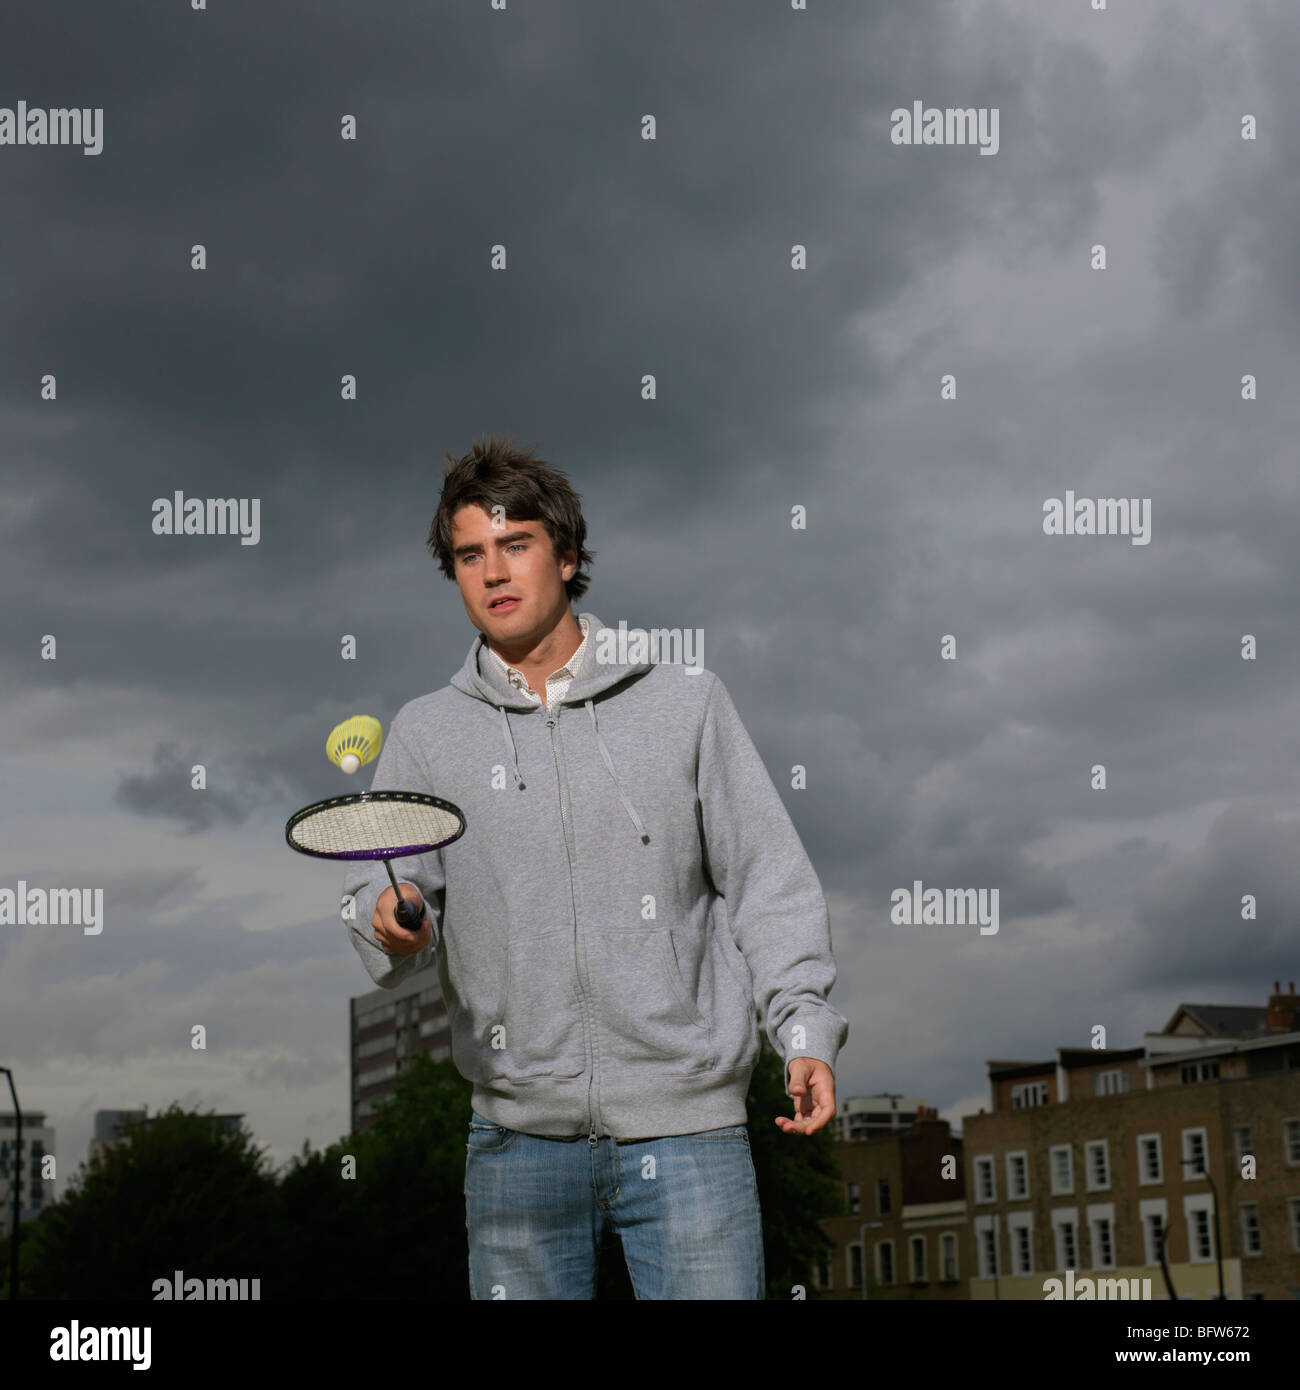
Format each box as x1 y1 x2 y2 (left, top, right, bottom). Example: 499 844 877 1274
775 1057 835 1135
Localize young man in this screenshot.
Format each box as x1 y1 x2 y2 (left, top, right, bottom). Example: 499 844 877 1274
344 436 848 1300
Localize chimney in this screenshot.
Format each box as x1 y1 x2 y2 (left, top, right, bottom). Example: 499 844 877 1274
1266 979 1299 1031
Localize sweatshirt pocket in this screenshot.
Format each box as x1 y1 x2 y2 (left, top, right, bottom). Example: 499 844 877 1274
584 928 715 1075
496 930 587 1081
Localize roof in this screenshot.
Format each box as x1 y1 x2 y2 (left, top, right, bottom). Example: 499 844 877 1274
1057 1047 1145 1068
1147 1028 1300 1067
1160 1004 1269 1037
985 1060 1053 1080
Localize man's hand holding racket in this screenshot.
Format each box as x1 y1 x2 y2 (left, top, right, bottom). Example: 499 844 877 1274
373 883 432 955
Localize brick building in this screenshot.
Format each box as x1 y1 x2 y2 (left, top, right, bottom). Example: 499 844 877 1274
963 982 1300 1300
832 1094 926 1142
814 1104 972 1299
350 961 452 1130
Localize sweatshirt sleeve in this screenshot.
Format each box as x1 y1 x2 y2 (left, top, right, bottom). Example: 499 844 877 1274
697 674 848 1099
342 715 445 990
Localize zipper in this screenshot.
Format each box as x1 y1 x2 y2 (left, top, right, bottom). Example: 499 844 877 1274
547 704 599 1144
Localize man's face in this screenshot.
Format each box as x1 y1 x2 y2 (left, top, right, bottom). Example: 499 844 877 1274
450 505 576 650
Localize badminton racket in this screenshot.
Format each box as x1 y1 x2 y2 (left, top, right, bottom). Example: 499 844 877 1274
285 790 465 930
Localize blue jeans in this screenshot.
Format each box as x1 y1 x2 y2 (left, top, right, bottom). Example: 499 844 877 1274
464 1110 766 1299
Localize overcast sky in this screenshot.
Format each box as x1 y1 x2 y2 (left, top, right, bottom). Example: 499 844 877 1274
3 0 1298 1198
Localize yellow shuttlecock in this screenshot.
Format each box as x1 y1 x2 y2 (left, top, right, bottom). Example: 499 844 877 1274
327 715 383 775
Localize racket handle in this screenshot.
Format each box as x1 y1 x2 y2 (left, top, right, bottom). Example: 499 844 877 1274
394 895 425 930
383 861 426 931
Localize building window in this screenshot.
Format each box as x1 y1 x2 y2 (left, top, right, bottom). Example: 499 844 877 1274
1011 1080 1049 1108
1186 1201 1214 1262
1084 1139 1110 1191
1050 1144 1073 1195
1179 1059 1220 1084
848 1242 863 1288
876 1240 895 1286
1140 1205 1166 1267
1284 1119 1300 1166
1234 1126 1253 1166
1289 1199 1300 1253
847 1181 860 1216
940 1232 957 1281
1093 1068 1129 1096
357 1061 397 1085
812 1250 831 1289
1240 1204 1261 1256
1137 1133 1162 1185
1181 1128 1209 1178
1054 1219 1077 1272
1096 1219 1113 1268
358 1001 397 1025
909 1234 926 1282
976 1219 999 1279
974 1155 996 1203
1089 1214 1115 1270
1006 1150 1029 1200
876 1177 891 1214
1009 1214 1034 1275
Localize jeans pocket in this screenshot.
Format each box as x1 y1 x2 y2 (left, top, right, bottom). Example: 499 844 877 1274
467 1113 518 1155
707 1126 750 1145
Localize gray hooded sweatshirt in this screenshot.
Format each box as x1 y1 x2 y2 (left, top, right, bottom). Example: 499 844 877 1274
344 610 847 1141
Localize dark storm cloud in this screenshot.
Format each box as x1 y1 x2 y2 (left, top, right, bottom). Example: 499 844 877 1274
113 739 303 832
114 742 247 831
1121 802 1300 989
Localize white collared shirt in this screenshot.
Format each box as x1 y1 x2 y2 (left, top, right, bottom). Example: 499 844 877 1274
484 615 589 707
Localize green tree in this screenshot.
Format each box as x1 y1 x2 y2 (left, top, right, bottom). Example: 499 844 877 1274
17 1106 278 1299
275 1051 474 1297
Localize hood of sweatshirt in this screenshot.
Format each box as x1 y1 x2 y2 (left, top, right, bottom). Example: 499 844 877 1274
448 610 656 843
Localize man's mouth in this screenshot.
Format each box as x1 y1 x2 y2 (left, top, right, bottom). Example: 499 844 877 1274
489 597 520 612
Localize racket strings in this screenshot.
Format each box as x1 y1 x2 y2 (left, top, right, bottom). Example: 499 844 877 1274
289 798 462 856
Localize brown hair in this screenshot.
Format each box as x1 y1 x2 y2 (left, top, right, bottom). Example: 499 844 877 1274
428 433 595 602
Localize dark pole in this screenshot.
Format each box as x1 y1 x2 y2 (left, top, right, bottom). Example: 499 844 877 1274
1157 1216 1177 1300
991 1215 1000 1301
1 1068 19 1299
1206 1169 1225 1300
